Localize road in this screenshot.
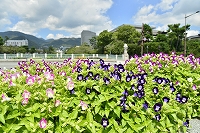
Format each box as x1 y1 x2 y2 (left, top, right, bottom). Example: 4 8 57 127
0 59 124 69
0 61 19 69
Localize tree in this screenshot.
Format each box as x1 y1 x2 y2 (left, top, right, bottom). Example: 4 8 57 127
143 24 153 41
66 44 96 54
0 36 4 46
30 47 36 54
154 31 168 42
89 36 97 49
167 23 190 52
48 46 55 54
96 30 113 54
115 24 141 44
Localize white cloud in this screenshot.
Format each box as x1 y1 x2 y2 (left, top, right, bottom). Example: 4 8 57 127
0 0 113 38
187 30 199 37
133 0 200 36
156 0 179 11
8 21 37 35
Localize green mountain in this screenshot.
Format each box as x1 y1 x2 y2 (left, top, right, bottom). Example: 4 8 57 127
0 31 81 49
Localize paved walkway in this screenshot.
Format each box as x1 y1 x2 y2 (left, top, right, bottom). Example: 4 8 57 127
0 59 125 69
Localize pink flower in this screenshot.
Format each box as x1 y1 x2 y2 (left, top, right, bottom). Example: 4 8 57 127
67 81 74 90
66 76 72 83
22 98 29 105
80 100 88 110
46 88 54 98
1 93 11 102
44 72 54 81
60 71 66 76
192 85 197 90
55 100 61 107
9 80 16 87
39 118 47 128
22 90 31 99
26 76 35 86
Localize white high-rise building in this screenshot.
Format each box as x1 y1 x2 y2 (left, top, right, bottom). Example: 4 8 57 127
81 30 96 45
5 39 28 46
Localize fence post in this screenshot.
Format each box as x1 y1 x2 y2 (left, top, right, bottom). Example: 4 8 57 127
72 54 74 60
57 53 59 58
82 54 84 58
4 53 6 59
33 53 35 58
16 53 19 58
21 53 23 58
106 54 108 59
45 53 47 59
93 54 95 58
116 54 118 60
60 52 63 58
96 54 98 57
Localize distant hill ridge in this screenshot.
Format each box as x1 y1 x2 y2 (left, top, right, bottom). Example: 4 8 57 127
0 31 81 49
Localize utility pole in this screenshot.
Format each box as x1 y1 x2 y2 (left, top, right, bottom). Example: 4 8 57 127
141 23 144 56
184 11 199 57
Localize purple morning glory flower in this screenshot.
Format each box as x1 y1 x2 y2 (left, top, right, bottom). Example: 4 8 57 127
112 71 121 80
181 96 188 104
137 90 145 98
88 71 93 77
122 89 129 96
103 65 109 71
137 84 144 91
76 67 82 73
99 59 104 65
117 64 125 72
138 79 146 84
183 120 189 127
86 88 91 94
131 84 135 90
157 78 163 84
132 75 137 79
152 87 159 94
103 77 110 85
77 74 84 81
153 103 162 112
143 101 149 110
126 75 132 82
170 86 176 92
155 114 161 121
133 92 138 97
94 74 100 80
84 75 89 81
101 117 109 128
163 97 170 103
70 89 75 94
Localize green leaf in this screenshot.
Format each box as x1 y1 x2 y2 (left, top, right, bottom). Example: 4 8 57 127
70 109 78 119
32 103 40 112
0 114 5 124
114 106 121 118
121 119 127 127
122 113 129 121
108 101 116 109
95 105 101 114
86 111 93 122
6 110 20 120
2 105 9 115
105 109 110 118
12 124 22 131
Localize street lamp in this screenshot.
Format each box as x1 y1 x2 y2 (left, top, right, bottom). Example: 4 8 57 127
184 11 199 56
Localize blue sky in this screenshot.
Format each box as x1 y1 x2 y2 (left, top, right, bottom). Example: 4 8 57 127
0 0 199 39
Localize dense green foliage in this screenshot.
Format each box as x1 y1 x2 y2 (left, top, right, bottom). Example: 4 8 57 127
0 53 200 132
66 44 96 54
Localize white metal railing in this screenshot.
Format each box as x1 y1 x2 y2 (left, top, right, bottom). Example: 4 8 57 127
0 53 124 60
